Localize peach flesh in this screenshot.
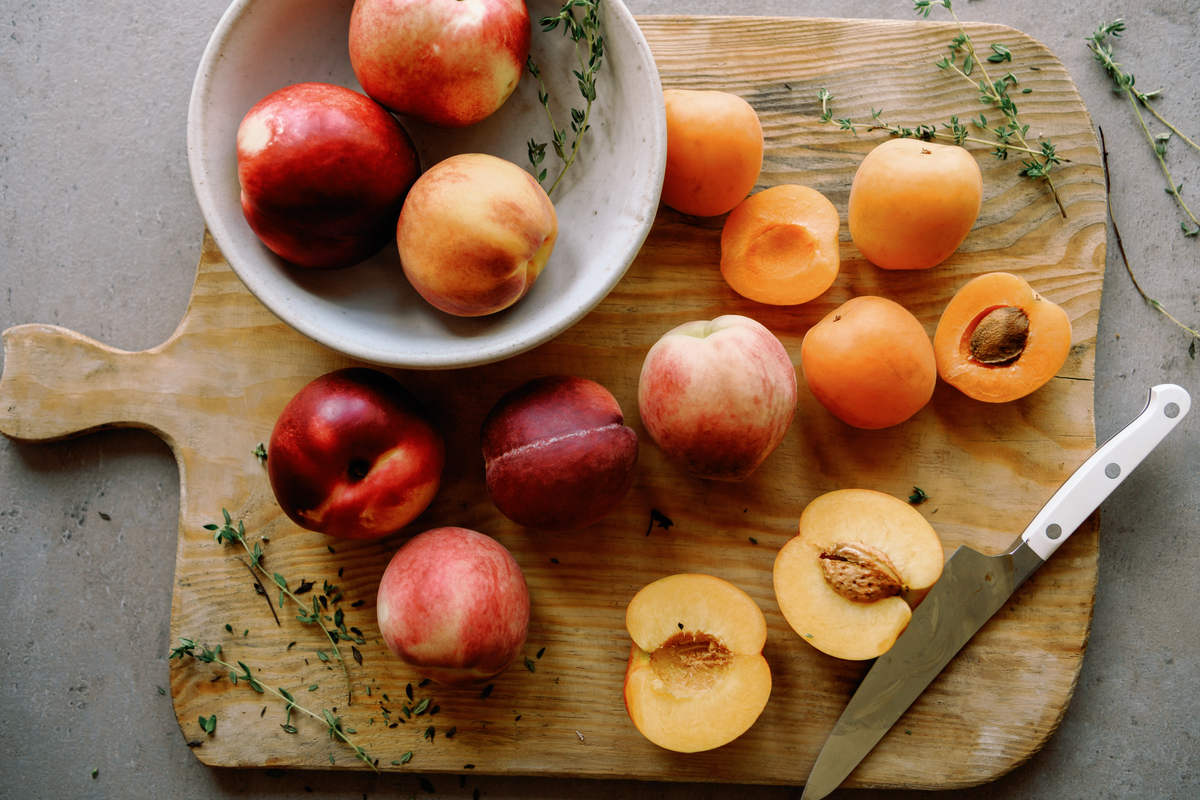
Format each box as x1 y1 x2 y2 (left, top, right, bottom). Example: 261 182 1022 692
623 574 771 753
774 489 944 661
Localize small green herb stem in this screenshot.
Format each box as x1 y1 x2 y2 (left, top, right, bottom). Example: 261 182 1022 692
941 7 1066 217
839 121 1050 157
1085 30 1199 233
1141 105 1200 154
188 646 377 772
545 30 598 197
1098 126 1200 345
532 70 559 159
218 517 354 705
1121 87 1200 229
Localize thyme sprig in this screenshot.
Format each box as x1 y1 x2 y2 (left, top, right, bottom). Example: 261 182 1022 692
1086 20 1200 237
1098 127 1200 357
205 509 356 705
821 0 1066 217
169 638 378 771
526 0 605 196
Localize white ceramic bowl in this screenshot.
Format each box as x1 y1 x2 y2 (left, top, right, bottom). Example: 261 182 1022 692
188 0 665 369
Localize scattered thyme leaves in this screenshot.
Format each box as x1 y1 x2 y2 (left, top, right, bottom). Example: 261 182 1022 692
207 510 355 704
525 656 537 673
252 442 268 462
908 487 931 505
645 508 674 536
1098 126 1200 353
481 684 495 700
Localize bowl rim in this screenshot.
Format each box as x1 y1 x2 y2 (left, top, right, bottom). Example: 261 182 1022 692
186 0 666 370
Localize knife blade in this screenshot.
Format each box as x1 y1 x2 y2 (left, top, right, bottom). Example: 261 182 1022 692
801 383 1191 799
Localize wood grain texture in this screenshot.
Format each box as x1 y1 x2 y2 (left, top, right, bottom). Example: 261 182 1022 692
0 15 1105 789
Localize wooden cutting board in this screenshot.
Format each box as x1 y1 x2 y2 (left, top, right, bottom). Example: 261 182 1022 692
0 15 1106 790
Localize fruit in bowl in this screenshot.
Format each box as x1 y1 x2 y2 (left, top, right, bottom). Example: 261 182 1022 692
773 489 944 661
267 367 444 540
638 315 797 481
349 0 531 128
623 573 772 752
236 82 421 269
397 153 559 317
481 375 639 532
189 0 666 368
376 526 531 686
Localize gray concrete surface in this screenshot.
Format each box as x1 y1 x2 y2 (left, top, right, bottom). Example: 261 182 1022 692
1 0 1197 798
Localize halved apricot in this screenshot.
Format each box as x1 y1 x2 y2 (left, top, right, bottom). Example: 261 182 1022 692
661 89 763 217
720 185 840 305
934 272 1072 403
623 574 771 753
848 139 982 270
773 489 944 661
800 296 937 429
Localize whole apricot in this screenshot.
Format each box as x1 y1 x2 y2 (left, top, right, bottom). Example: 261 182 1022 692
661 89 763 217
848 139 982 270
801 296 936 429
934 272 1072 403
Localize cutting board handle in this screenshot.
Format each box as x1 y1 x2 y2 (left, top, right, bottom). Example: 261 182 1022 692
0 323 179 445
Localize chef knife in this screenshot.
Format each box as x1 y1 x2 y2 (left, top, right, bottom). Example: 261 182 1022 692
801 383 1191 799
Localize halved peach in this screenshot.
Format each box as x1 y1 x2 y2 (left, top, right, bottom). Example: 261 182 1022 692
773 489 944 661
623 574 771 753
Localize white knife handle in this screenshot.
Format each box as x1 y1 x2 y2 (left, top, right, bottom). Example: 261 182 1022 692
1021 384 1191 561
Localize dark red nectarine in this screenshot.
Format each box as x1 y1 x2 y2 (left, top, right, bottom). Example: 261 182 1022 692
481 375 638 532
